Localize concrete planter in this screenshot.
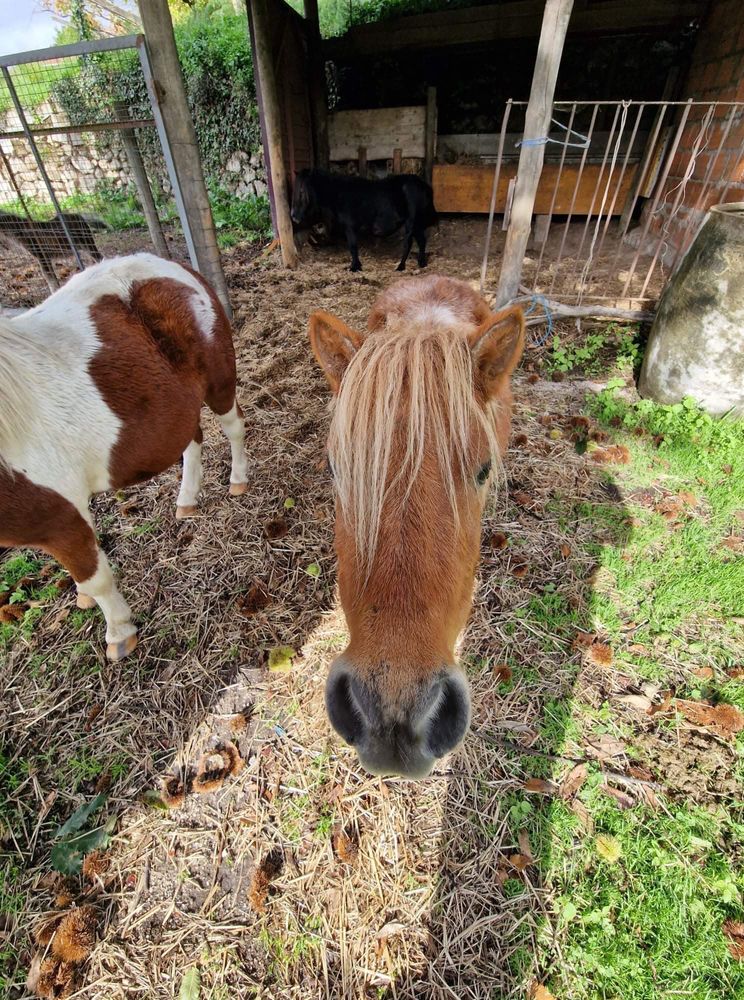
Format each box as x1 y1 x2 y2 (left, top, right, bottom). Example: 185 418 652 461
639 203 744 415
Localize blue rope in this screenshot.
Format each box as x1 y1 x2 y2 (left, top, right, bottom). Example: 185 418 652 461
524 294 554 346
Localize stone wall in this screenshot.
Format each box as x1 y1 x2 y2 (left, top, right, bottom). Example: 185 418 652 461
0 101 268 206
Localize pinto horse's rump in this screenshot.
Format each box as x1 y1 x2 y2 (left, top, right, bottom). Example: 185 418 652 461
291 169 438 272
0 253 248 660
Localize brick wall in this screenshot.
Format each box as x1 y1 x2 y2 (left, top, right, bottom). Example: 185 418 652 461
644 0 744 255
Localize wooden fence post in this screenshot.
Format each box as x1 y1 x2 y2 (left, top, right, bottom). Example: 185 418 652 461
114 100 169 258
495 0 574 306
136 0 232 312
304 0 329 169
247 0 299 268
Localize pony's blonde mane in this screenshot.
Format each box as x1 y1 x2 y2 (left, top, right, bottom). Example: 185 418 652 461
328 322 501 564
0 319 45 471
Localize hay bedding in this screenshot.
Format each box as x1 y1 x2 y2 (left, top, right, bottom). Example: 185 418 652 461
4 229 635 999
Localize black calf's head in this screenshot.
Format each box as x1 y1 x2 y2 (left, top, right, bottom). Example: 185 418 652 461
291 170 319 228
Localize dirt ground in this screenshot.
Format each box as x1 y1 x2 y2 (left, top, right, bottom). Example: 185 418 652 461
1 221 736 999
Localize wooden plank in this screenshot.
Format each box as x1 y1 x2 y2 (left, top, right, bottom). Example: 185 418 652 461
329 106 426 160
324 0 706 58
433 163 638 214
393 147 402 172
358 145 367 177
438 130 649 163
496 0 574 305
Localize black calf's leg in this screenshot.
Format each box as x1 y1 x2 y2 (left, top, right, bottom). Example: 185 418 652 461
345 225 362 272
414 226 428 268
397 220 415 271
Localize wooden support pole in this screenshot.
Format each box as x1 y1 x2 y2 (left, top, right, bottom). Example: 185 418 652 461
424 86 436 185
392 147 402 173
136 0 231 311
303 0 329 169
358 145 368 177
247 0 299 268
496 0 574 306
114 100 169 258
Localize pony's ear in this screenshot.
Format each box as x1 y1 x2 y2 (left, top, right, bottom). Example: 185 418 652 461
308 310 363 394
468 305 525 399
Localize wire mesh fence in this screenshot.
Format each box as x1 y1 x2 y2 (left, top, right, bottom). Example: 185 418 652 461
0 35 189 310
481 98 744 308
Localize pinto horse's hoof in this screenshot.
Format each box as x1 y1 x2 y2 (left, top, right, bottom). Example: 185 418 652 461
106 634 137 661
229 482 248 497
76 592 97 609
176 505 198 519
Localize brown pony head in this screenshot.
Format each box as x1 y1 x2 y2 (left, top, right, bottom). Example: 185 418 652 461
309 276 524 778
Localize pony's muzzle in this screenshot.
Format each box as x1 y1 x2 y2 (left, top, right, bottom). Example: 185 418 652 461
325 659 471 779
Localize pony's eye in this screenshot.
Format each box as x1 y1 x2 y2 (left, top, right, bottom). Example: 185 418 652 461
475 460 492 486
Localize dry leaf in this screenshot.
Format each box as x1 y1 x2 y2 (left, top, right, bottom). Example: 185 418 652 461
529 983 557 1000
723 919 744 960
614 693 653 712
512 490 536 508
586 734 626 761
601 783 635 810
693 666 714 680
573 629 597 649
559 543 571 558
518 828 534 861
508 852 532 871
524 778 559 795
560 763 587 800
570 799 594 833
332 827 360 865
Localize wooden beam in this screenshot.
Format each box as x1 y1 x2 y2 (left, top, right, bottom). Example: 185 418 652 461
114 100 169 258
137 0 230 311
424 86 436 185
324 0 706 59
496 0 574 306
358 145 368 177
247 0 298 268
303 0 329 169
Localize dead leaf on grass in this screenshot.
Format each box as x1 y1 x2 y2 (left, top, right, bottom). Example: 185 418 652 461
723 920 744 960
508 852 532 871
332 826 360 865
693 666 714 680
614 693 653 712
572 629 597 650
518 829 534 861
560 763 587 800
529 983 557 1000
601 783 635 810
570 799 594 833
524 778 559 795
586 734 626 761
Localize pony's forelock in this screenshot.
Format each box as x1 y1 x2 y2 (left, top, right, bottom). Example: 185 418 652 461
328 324 501 566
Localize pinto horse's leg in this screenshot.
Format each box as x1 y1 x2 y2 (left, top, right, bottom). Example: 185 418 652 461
176 426 203 519
216 400 249 496
76 550 138 661
44 506 136 661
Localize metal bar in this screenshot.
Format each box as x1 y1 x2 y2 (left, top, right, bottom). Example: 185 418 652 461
479 98 512 294
664 102 718 275
136 36 198 271
689 104 737 216
0 119 155 141
549 103 599 298
568 103 621 288
0 144 32 218
617 105 669 245
533 101 577 288
1 65 84 271
0 33 142 67
620 99 693 299
593 103 645 267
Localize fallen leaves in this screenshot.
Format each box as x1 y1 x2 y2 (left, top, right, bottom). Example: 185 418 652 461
560 764 588 801
590 444 630 465
332 826 360 865
528 984 557 1000
523 777 559 795
672 700 744 740
723 920 744 960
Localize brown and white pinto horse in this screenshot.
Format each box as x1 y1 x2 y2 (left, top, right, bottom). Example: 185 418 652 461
309 276 524 778
0 253 248 660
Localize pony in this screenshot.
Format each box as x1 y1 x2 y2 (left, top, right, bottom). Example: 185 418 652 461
308 275 524 778
291 169 438 273
0 253 248 660
0 211 107 291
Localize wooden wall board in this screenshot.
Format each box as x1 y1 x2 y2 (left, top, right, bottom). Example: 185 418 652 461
328 106 426 160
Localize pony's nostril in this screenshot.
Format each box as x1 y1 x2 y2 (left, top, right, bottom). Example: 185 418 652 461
325 670 363 745
424 670 471 758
